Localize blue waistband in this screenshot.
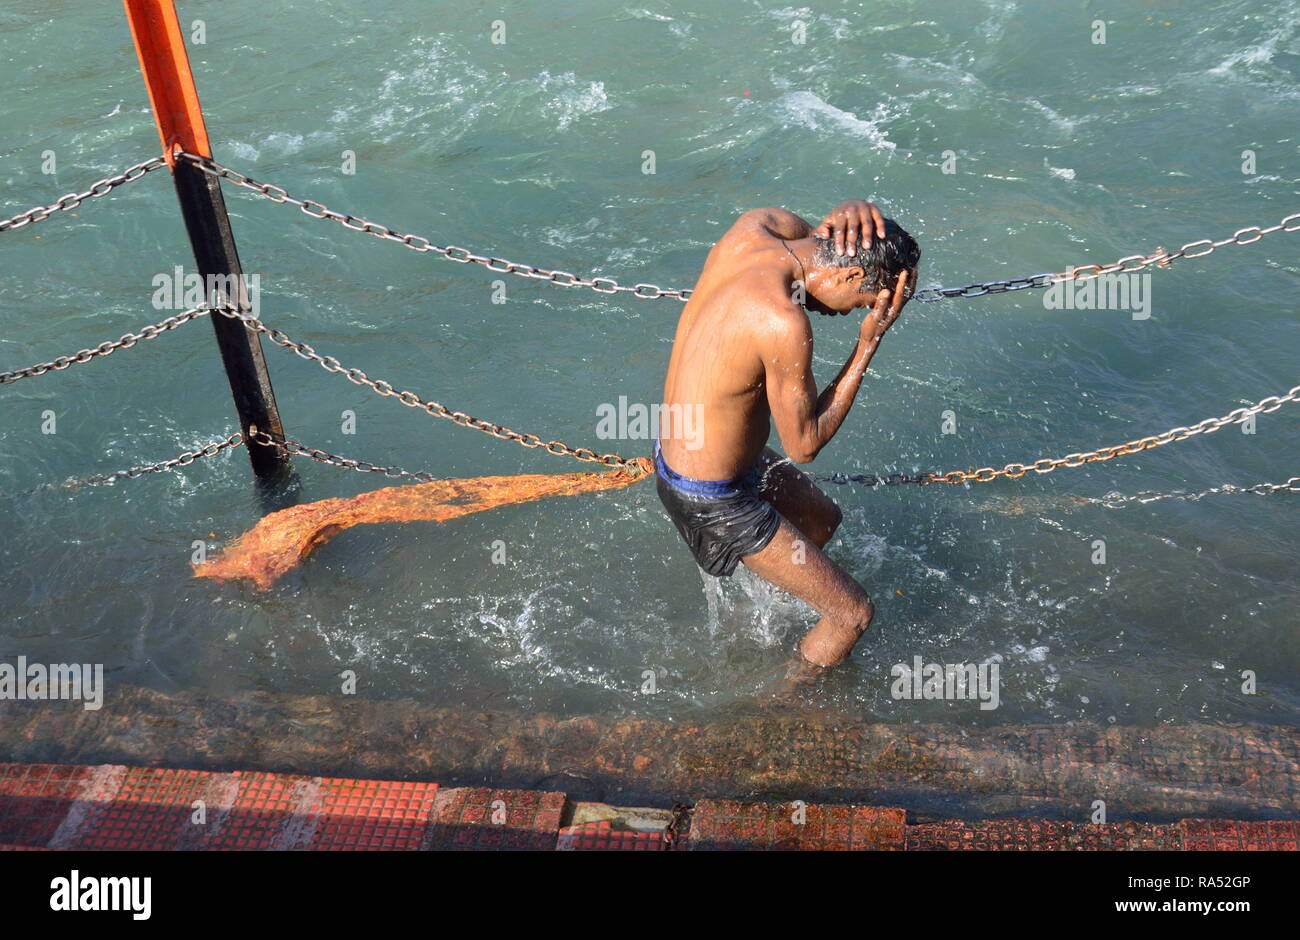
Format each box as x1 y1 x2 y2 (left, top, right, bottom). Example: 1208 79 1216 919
654 441 757 497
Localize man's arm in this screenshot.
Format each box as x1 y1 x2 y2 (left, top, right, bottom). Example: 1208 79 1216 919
761 271 911 463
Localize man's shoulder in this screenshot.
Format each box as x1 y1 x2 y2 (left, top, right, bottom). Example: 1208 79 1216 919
745 291 810 350
764 301 812 335
718 258 805 323
720 212 784 250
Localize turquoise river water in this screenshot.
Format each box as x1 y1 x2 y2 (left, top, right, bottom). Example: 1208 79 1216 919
1 1 1297 743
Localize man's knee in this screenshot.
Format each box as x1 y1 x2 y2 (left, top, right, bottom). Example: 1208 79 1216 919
825 501 843 539
806 498 842 546
839 596 874 636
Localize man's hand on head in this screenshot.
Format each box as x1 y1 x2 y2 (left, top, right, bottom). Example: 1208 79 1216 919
859 269 912 347
814 199 886 256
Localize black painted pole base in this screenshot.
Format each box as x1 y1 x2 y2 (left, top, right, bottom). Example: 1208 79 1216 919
171 159 294 488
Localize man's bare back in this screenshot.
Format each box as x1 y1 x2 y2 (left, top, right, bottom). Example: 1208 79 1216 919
656 199 919 670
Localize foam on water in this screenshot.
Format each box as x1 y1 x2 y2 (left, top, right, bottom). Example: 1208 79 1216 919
773 90 898 152
535 71 614 130
1209 18 1297 75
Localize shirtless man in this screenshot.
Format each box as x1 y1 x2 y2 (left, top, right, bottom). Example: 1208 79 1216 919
656 198 919 671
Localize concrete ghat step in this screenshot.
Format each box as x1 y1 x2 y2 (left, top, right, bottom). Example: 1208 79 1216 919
2 683 1295 820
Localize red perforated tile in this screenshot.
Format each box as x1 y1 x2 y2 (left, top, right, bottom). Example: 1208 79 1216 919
0 763 90 847
905 819 1183 851
1181 819 1299 851
557 819 668 851
307 777 439 851
4 761 1294 852
427 787 566 850
688 800 905 851
68 766 213 851
0 762 90 798
204 771 311 851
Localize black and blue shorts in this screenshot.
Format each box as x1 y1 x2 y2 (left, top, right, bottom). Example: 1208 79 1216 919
654 441 781 578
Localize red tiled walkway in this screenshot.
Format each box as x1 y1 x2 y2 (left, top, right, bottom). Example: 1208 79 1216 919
0 762 1293 851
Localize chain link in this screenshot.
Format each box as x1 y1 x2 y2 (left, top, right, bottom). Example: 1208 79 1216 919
20 421 1295 516
7 430 433 498
813 466 1298 507
245 428 440 482
0 156 167 232
8 294 1288 481
0 306 210 385
807 470 940 488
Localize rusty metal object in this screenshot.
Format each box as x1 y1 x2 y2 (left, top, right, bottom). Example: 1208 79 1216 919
0 684 1293 821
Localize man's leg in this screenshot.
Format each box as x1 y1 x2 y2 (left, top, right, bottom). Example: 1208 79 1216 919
740 516 874 668
755 448 842 548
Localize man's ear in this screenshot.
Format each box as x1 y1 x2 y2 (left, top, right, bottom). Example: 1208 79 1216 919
843 266 866 288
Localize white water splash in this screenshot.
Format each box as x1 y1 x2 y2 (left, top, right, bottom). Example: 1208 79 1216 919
537 71 613 130
1210 19 1297 75
774 91 897 152
699 565 808 647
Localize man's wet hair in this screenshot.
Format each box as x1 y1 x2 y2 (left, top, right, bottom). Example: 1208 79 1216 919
812 217 920 293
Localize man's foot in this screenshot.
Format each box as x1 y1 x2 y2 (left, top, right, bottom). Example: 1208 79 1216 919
759 653 834 704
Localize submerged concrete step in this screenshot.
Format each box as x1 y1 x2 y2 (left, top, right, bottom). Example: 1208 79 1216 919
687 798 906 851
3 683 1294 820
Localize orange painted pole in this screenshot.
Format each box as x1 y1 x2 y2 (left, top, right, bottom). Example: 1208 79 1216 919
123 0 291 484
121 0 209 167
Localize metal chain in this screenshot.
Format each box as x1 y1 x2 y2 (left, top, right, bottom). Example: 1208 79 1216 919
911 211 1300 302
0 156 167 232
0 306 210 385
10 294 1284 480
809 383 1300 488
176 151 1298 307
245 428 439 483
6 430 435 499
808 470 948 488
207 303 639 469
936 385 1300 485
0 293 635 469
813 466 1298 507
224 297 1295 486
1087 476 1300 509
58 432 244 489
175 152 693 302
5 289 1293 482
20 421 1295 515
4 153 1292 307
